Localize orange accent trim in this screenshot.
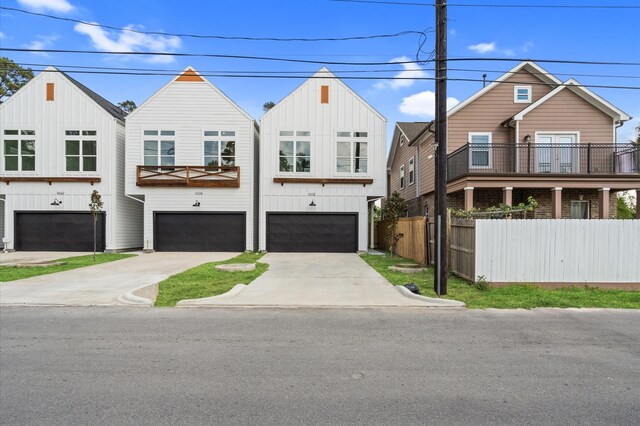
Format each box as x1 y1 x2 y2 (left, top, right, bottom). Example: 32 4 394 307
46 83 54 101
321 85 329 104
176 70 204 82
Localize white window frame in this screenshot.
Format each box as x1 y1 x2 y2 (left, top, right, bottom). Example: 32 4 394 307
570 200 590 219
278 130 311 174
400 164 405 189
64 130 98 173
203 130 236 167
143 130 175 167
468 132 492 169
400 135 405 146
2 129 36 173
514 86 532 103
408 156 415 185
336 131 369 174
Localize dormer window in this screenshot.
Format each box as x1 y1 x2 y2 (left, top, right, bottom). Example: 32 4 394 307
514 86 532 103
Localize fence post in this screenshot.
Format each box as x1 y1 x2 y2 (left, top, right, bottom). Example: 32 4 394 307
587 143 592 174
527 142 531 173
446 209 452 275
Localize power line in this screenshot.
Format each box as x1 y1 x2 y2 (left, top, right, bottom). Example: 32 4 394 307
6 66 639 90
3 47 640 67
331 0 640 8
0 6 431 42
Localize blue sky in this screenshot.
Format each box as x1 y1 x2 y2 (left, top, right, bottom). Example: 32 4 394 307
1 0 639 147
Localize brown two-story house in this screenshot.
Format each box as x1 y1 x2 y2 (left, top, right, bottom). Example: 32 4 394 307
387 61 639 219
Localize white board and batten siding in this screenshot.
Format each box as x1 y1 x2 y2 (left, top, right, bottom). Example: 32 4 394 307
125 68 258 251
476 219 640 283
259 68 387 251
0 67 142 251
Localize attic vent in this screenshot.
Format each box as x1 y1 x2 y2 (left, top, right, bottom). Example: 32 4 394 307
176 70 204 82
46 83 54 101
321 85 329 104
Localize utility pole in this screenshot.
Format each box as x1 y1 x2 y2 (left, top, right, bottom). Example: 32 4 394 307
434 0 448 296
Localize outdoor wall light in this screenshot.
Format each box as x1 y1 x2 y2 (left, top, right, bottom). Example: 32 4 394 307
524 134 532 143
193 200 200 207
50 198 62 206
309 200 316 207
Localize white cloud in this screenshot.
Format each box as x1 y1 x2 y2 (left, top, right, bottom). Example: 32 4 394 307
74 22 181 63
0 32 4 39
373 56 428 90
399 90 460 118
23 35 59 57
522 41 534 53
17 0 74 13
468 42 496 54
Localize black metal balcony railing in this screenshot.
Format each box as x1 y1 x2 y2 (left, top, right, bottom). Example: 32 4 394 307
447 143 640 182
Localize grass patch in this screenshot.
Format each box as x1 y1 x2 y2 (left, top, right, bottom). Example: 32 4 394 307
0 254 136 282
362 253 640 309
154 252 267 307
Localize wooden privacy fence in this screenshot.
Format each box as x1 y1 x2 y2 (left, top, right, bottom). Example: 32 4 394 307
428 217 476 281
376 217 428 264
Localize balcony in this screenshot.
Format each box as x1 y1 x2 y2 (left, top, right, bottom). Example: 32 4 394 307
447 143 640 182
136 165 240 187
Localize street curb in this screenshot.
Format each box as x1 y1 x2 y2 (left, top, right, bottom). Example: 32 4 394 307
118 283 158 306
394 285 466 307
176 283 248 306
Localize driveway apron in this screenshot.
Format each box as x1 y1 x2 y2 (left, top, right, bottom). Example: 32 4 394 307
0 252 236 306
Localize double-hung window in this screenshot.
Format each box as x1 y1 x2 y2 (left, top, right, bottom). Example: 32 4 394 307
409 157 415 185
571 201 589 219
65 130 97 172
279 131 311 173
144 130 175 166
3 129 35 171
204 131 236 167
469 132 492 168
514 86 532 103
336 132 368 173
400 165 405 189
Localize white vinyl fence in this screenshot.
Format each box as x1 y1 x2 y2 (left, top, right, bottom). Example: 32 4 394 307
476 220 640 284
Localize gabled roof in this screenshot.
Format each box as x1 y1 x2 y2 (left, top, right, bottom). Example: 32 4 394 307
126 66 254 122
261 67 386 122
447 61 562 118
511 78 631 123
386 122 429 170
56 67 126 121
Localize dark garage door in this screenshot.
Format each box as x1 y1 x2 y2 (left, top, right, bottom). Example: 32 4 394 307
154 212 245 252
267 213 357 253
15 212 105 251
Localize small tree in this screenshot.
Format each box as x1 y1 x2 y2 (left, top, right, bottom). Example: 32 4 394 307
616 193 637 219
263 101 276 112
117 100 137 114
382 192 407 255
89 190 103 261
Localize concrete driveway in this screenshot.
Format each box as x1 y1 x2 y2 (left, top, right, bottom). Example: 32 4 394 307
180 253 463 308
0 251 91 265
0 252 237 306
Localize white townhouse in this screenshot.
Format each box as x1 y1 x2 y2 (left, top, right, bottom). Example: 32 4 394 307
259 68 387 252
125 67 259 252
0 67 142 252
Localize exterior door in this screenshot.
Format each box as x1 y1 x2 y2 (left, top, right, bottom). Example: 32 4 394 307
536 134 578 173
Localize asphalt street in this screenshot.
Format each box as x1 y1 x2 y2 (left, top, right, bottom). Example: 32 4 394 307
1 307 639 425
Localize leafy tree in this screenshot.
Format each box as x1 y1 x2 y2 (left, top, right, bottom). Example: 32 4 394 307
117 100 137 114
263 101 276 112
381 192 407 255
0 57 34 101
89 190 104 261
616 193 636 219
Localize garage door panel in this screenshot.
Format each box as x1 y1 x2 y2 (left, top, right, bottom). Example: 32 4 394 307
154 213 245 252
15 212 105 251
267 213 357 253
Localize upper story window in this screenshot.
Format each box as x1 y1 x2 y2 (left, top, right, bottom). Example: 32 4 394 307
400 164 405 189
514 86 532 103
279 131 310 173
204 131 236 167
3 129 35 172
469 132 492 168
409 156 415 185
65 130 97 172
336 132 368 174
400 135 405 146
144 130 175 166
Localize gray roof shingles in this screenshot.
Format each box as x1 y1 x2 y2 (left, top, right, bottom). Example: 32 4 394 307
58 69 126 121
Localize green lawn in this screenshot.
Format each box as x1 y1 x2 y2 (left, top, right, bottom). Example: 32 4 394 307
0 253 136 282
155 252 268 307
361 253 640 309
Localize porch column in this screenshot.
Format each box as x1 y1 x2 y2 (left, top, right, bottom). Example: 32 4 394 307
502 187 513 206
551 187 562 219
369 201 375 249
598 188 610 219
637 190 640 219
464 187 474 211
